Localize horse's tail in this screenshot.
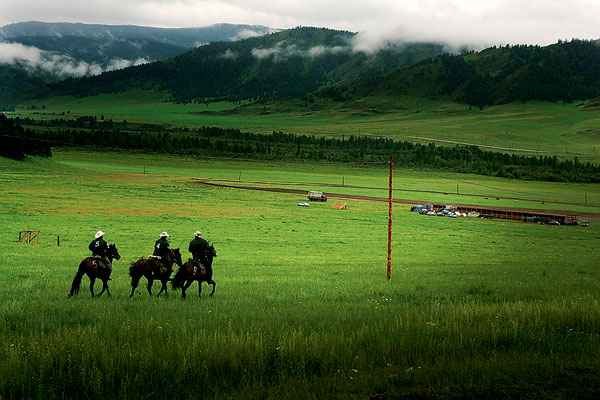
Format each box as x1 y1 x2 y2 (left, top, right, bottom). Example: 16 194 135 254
170 266 186 290
68 260 87 297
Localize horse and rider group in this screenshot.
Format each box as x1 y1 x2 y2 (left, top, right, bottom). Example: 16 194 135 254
68 230 218 299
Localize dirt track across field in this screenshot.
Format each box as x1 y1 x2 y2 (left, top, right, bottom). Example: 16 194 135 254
194 179 600 221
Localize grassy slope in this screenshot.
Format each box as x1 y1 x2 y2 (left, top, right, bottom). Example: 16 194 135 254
1 150 599 398
10 90 600 163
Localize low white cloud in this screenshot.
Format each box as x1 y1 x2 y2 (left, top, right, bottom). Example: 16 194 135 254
216 49 239 60
251 43 284 60
1 0 599 58
231 28 267 41
307 45 347 57
252 41 350 62
348 0 600 53
106 57 149 71
0 41 149 78
0 41 103 77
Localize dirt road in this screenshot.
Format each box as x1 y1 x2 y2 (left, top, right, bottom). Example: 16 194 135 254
194 179 600 221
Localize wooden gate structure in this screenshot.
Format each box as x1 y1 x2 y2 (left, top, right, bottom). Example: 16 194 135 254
19 230 40 244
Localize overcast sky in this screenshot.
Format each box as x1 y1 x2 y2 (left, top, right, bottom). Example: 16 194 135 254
1 0 599 48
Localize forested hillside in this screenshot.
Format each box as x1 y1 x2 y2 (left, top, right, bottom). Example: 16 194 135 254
6 23 599 109
0 21 276 100
342 40 600 107
21 27 449 103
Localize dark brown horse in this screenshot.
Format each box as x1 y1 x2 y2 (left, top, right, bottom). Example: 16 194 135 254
129 248 182 297
69 244 121 298
171 245 217 298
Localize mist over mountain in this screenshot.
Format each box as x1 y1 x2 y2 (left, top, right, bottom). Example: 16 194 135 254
17 27 451 103
0 21 277 48
0 21 277 98
6 23 596 109
338 39 600 107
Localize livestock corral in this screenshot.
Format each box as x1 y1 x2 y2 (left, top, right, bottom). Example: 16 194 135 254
411 203 591 226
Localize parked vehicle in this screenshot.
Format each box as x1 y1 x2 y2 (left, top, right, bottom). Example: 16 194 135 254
307 191 327 202
535 216 551 224
563 216 579 226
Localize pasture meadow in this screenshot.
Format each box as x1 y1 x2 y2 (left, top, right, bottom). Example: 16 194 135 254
11 90 600 162
1 149 599 399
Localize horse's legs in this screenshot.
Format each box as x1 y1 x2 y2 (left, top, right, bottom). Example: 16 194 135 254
147 278 154 296
198 280 202 297
89 275 96 298
182 280 193 299
97 279 110 297
157 279 168 296
130 274 142 298
209 280 216 296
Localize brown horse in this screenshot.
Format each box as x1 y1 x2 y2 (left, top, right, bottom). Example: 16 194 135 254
69 244 121 298
129 248 182 297
171 245 217 299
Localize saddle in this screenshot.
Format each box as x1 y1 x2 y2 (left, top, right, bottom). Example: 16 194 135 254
91 255 111 271
149 255 170 274
188 259 206 276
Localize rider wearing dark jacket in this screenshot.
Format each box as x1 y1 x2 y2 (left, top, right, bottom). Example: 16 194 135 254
153 232 172 269
188 231 210 265
89 230 110 268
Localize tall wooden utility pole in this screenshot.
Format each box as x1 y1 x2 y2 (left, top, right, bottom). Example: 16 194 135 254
387 155 393 280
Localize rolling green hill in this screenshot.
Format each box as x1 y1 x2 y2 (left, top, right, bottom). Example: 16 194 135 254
16 27 450 103
340 40 600 108
0 21 276 100
13 32 600 112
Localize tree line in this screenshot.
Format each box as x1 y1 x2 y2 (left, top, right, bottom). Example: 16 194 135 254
4 116 599 183
0 114 52 159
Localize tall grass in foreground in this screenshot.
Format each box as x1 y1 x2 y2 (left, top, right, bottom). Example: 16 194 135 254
1 151 599 399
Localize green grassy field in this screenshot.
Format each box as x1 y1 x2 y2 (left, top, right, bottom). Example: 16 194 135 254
1 150 599 399
10 90 600 162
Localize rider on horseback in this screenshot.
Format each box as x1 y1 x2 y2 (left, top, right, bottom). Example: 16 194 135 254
89 230 111 271
153 232 173 273
188 231 210 270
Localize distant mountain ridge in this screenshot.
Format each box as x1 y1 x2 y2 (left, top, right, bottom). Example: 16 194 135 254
0 21 278 47
9 24 598 109
0 21 278 100
340 39 600 107
22 27 451 102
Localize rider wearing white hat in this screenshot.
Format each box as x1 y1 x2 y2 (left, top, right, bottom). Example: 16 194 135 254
188 230 210 266
89 230 110 268
153 231 172 270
